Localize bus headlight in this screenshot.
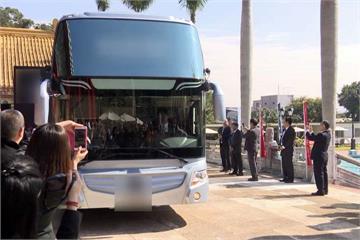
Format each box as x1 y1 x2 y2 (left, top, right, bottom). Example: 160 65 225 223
191 170 208 187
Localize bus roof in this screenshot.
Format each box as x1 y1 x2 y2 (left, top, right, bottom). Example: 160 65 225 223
59 12 193 25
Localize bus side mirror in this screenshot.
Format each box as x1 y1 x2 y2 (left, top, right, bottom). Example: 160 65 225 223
209 82 225 122
47 78 65 97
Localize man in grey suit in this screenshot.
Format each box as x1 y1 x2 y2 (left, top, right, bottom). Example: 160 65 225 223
244 119 259 181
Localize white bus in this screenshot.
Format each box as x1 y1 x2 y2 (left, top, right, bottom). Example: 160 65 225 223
32 13 225 210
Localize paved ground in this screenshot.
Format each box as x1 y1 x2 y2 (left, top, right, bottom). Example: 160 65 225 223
79 164 360 240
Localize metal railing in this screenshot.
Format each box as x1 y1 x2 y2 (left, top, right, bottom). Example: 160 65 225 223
335 152 360 188
335 153 360 167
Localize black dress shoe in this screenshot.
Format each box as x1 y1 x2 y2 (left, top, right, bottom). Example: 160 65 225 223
284 180 294 183
237 172 244 176
279 179 286 182
324 191 328 195
248 177 258 181
229 171 237 175
311 191 325 196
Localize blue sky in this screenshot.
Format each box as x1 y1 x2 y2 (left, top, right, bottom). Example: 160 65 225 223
1 0 359 106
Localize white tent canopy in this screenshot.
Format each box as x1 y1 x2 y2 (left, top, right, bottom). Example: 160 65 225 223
206 128 218 134
294 127 304 133
335 126 348 131
99 112 121 121
120 113 136 122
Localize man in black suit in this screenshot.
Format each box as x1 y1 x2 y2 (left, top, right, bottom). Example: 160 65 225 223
229 122 243 176
306 120 331 196
244 119 259 181
218 120 232 172
279 117 296 183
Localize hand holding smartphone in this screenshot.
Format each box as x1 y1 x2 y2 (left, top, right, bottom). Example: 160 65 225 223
74 126 87 150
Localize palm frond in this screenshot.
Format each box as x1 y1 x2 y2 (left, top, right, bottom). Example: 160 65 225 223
96 0 110 11
122 0 154 12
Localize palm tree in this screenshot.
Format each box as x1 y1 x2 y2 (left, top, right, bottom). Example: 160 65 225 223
96 0 109 11
320 0 337 180
122 0 154 12
96 0 153 12
240 0 252 126
179 0 207 23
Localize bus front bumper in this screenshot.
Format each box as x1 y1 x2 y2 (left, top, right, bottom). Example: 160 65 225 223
78 160 208 210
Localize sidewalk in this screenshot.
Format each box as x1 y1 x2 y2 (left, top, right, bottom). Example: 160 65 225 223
80 164 360 240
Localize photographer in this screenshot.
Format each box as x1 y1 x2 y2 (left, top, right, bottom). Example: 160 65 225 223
26 123 88 239
1 155 83 239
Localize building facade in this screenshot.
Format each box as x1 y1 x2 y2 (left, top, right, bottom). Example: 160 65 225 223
0 27 54 105
252 94 294 111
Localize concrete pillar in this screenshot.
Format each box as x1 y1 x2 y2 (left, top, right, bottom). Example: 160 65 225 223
240 0 252 125
320 0 337 180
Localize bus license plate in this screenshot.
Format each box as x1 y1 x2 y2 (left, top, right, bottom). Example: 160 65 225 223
114 175 152 211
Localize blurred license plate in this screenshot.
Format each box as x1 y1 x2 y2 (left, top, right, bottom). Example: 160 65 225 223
114 175 152 211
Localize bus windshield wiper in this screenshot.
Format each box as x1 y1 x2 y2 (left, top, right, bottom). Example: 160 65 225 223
150 148 189 167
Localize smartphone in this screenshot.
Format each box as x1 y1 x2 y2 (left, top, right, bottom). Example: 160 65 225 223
74 126 87 150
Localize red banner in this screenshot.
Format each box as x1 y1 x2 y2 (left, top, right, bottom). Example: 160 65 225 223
303 102 312 166
259 109 266 158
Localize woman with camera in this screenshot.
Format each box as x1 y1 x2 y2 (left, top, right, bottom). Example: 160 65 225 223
1 154 84 239
26 122 88 239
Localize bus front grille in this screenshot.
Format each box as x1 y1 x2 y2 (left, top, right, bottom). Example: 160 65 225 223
82 172 187 194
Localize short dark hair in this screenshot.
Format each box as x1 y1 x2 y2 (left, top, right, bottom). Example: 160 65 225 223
285 117 293 125
250 118 258 126
1 109 24 140
232 122 239 128
322 120 330 130
1 155 43 239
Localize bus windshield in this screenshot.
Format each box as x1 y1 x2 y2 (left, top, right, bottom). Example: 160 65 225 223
52 85 204 160
61 19 204 79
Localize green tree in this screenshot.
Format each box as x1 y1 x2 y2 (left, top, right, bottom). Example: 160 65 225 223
262 108 278 124
205 92 215 124
252 108 277 124
338 81 360 121
0 7 34 28
34 23 53 31
96 0 110 11
122 0 154 12
179 0 208 23
288 97 322 123
95 0 207 23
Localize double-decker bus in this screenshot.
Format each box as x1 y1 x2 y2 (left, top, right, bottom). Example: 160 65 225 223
27 13 225 210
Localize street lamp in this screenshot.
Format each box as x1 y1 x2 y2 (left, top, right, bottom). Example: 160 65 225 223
351 88 360 150
287 107 294 116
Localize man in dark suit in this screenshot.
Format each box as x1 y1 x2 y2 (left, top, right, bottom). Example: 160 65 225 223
279 117 296 183
306 120 331 196
229 122 243 176
244 119 259 181
218 120 231 172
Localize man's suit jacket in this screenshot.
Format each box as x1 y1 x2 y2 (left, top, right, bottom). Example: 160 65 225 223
220 126 231 146
230 129 242 153
306 130 331 161
244 129 257 153
280 126 296 157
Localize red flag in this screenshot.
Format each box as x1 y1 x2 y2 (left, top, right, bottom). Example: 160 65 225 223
303 102 312 166
260 109 266 158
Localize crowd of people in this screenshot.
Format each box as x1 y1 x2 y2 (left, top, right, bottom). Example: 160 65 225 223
0 108 332 239
218 117 331 196
1 109 87 239
218 118 260 181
